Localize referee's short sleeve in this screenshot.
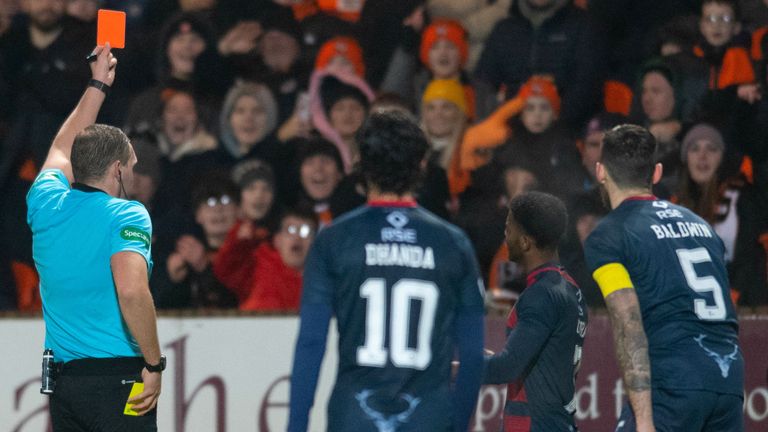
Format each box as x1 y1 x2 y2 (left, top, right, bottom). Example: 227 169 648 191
110 202 153 273
26 169 69 223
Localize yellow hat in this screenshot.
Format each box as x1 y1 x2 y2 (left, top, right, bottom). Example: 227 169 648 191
422 79 467 115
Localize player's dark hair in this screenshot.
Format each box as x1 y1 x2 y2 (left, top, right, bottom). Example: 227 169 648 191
71 124 132 183
357 110 428 195
601 124 658 189
508 192 568 252
701 0 740 20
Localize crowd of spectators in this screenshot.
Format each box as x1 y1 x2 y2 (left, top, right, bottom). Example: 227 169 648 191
1 0 766 312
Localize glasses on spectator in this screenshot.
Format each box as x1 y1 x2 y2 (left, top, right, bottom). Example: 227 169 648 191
282 223 314 239
703 14 734 24
205 195 232 207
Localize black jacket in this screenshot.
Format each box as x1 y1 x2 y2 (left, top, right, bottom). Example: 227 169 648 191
474 3 604 129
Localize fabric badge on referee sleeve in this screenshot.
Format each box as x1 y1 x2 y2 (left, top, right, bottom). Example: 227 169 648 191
120 226 151 250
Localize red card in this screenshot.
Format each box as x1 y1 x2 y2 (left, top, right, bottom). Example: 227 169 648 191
97 9 126 49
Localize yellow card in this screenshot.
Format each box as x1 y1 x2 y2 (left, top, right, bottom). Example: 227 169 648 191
123 382 144 416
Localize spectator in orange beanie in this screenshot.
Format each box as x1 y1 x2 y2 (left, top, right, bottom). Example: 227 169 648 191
381 18 476 117
314 36 366 78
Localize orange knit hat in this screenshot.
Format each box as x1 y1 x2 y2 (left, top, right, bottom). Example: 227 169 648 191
315 36 366 77
420 19 469 68
517 75 561 115
317 0 363 22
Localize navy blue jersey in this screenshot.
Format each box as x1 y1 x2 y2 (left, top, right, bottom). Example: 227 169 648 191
301 203 485 430
484 264 587 431
584 197 743 396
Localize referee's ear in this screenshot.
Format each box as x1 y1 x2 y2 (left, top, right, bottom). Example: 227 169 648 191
109 159 121 179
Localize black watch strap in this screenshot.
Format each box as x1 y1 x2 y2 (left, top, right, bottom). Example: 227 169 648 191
88 79 111 95
144 355 166 373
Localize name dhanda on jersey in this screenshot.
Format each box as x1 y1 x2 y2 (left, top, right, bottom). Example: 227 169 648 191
365 243 435 269
650 222 714 240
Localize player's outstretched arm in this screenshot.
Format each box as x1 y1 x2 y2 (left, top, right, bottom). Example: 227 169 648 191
605 288 655 432
41 44 117 183
483 313 550 385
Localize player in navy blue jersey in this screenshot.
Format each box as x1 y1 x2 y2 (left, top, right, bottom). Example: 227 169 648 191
288 110 485 432
584 125 743 432
483 192 587 432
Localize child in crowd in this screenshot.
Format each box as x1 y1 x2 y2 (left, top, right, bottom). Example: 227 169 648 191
421 78 470 201
309 67 374 172
214 207 318 312
152 177 239 309
670 0 759 119
292 137 349 227
464 75 583 201
381 19 475 116
314 36 366 78
209 159 280 295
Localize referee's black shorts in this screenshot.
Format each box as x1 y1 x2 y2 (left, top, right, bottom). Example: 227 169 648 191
49 357 157 432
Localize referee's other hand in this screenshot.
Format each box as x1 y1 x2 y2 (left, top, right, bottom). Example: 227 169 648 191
89 43 118 87
127 367 162 415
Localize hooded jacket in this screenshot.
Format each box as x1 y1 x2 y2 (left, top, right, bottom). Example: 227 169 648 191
218 82 296 200
308 68 375 172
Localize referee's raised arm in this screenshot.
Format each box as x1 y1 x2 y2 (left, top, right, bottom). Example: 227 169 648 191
27 44 164 431
40 43 117 183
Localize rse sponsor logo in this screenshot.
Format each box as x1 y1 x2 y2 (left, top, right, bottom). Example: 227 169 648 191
383 211 417 243
120 226 150 249
655 209 684 220
381 227 417 243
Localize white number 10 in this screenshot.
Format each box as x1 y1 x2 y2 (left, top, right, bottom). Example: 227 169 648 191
676 248 726 320
357 278 439 370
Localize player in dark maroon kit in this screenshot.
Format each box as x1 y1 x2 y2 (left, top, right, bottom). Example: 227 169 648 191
484 192 588 432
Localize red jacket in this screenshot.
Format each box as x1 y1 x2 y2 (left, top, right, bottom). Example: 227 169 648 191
213 222 303 311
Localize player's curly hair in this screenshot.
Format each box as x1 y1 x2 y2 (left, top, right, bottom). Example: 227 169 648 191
601 124 658 189
357 109 428 195
508 192 568 252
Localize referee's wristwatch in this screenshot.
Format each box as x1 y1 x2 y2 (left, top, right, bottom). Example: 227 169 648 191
144 355 166 373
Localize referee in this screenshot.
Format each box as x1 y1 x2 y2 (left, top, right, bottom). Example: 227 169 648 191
27 44 162 431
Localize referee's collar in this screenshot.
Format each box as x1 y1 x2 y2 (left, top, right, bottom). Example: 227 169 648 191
72 182 108 195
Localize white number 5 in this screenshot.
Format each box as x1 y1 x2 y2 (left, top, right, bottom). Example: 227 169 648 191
676 248 726 320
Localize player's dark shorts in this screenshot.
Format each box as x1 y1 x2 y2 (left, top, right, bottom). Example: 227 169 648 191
616 387 743 432
49 357 157 432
